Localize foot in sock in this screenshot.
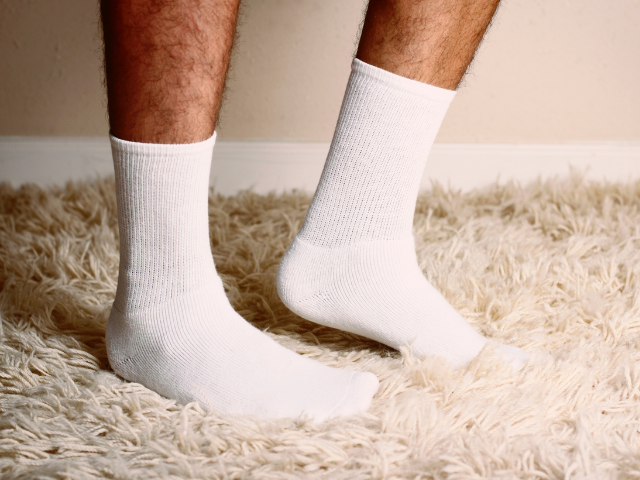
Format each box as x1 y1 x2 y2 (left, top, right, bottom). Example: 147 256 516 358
277 59 530 369
107 134 379 420
278 236 529 368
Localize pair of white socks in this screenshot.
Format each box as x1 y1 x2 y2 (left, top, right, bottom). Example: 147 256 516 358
107 59 529 421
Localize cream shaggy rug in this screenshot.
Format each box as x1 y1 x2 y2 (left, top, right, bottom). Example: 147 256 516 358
2 174 640 479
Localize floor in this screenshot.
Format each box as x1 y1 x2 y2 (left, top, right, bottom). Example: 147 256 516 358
2 174 640 478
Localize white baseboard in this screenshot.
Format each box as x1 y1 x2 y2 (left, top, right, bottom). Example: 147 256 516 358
1 137 639 195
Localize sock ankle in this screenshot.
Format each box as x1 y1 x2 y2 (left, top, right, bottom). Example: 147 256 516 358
299 59 455 247
107 133 379 419
278 59 530 368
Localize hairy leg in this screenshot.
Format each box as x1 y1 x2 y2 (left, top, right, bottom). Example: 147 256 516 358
100 0 379 419
101 0 239 143
357 0 500 89
278 0 530 368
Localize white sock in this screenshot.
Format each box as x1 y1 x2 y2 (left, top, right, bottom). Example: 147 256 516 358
277 59 530 368
106 133 379 420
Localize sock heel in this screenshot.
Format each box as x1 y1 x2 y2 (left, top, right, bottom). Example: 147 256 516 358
105 306 141 381
277 237 328 319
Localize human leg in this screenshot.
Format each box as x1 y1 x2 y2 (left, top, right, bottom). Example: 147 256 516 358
101 0 235 143
278 0 529 367
101 0 378 419
356 0 502 89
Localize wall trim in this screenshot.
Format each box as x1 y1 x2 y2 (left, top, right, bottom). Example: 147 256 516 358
1 136 639 195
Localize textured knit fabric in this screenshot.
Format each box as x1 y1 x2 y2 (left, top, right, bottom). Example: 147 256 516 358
278 59 530 368
107 133 379 420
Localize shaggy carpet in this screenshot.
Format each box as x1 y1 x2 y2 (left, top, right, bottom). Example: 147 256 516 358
2 174 640 479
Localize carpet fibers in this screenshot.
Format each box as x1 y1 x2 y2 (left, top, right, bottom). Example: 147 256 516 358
2 175 640 479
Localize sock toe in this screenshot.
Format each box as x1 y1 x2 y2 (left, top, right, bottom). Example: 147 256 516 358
326 371 379 420
494 343 531 370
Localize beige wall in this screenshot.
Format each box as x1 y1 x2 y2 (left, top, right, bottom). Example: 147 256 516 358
1 0 638 143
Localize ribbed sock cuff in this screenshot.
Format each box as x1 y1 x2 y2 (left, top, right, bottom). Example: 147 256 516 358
109 131 217 159
352 59 456 105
